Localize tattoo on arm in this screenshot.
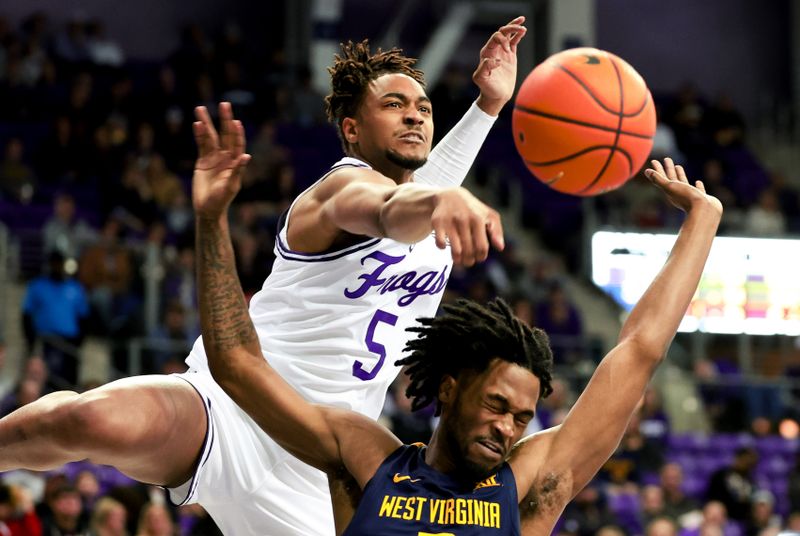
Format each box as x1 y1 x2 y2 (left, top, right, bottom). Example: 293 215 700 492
196 219 259 352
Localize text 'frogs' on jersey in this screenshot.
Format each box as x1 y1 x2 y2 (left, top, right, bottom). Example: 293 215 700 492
343 444 520 535
185 157 454 420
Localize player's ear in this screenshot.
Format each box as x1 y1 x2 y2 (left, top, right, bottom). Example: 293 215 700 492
438 375 457 405
342 117 358 144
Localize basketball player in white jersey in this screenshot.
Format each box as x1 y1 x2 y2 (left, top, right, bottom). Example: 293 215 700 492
0 17 526 535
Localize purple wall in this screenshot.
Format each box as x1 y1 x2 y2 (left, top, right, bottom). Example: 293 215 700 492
596 0 791 122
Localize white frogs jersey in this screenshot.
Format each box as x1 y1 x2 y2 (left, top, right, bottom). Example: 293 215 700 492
186 157 453 419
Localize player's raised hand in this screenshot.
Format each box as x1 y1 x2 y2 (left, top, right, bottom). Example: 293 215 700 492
474 16 527 116
192 102 251 219
644 157 723 215
430 188 504 267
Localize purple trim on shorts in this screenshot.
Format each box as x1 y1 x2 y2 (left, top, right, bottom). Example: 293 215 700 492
165 375 215 507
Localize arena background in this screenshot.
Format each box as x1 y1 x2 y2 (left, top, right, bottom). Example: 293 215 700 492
0 0 799 534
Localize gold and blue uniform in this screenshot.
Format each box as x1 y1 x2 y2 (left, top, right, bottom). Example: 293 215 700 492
343 444 520 535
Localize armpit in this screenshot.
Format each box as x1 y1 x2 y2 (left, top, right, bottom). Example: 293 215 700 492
328 465 363 535
519 471 570 519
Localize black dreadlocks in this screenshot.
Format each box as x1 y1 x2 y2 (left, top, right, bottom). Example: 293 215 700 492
396 298 554 415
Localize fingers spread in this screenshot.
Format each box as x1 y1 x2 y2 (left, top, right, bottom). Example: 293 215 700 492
676 164 688 183
644 168 668 187
664 157 676 180
650 159 665 176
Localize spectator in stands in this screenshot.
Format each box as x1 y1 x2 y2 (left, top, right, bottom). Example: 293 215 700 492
743 188 786 236
704 93 746 148
706 447 759 523
0 137 36 203
559 484 620 536
596 526 626 536
602 412 665 487
85 20 124 68
660 462 700 520
89 497 128 536
682 501 742 536
144 300 192 374
641 485 668 528
42 192 97 260
144 155 184 214
22 251 89 386
40 484 88 535
744 490 781 536
0 482 42 536
535 283 584 364
35 115 86 186
75 470 101 512
533 377 572 430
0 378 44 417
134 502 174 536
640 387 671 446
646 516 679 536
78 215 137 337
785 512 800 532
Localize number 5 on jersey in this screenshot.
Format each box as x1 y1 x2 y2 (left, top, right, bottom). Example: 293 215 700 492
353 309 398 381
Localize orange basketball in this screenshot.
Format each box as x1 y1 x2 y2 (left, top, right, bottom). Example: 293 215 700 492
512 48 656 196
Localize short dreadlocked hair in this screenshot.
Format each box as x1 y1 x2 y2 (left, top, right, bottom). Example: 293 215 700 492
324 39 426 152
396 298 554 415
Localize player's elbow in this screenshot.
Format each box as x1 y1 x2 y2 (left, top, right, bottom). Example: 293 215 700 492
207 349 258 391
618 336 668 368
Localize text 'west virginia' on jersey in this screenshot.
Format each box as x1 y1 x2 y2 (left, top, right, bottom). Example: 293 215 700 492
343 444 521 535
185 157 454 419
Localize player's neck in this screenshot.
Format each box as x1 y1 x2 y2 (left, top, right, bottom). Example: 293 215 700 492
347 150 415 184
424 427 459 475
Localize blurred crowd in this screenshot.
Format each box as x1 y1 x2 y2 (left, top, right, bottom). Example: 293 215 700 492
0 10 799 536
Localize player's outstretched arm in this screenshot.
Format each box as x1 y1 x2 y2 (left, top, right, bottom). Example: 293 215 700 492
193 102 399 487
289 167 504 266
512 158 722 524
415 16 526 188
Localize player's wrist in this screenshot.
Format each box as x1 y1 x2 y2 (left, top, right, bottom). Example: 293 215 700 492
475 94 507 116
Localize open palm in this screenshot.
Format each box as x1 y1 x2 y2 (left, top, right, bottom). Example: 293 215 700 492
192 102 251 219
473 16 527 104
645 158 723 215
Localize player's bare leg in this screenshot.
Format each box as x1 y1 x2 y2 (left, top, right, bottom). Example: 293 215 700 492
0 375 207 487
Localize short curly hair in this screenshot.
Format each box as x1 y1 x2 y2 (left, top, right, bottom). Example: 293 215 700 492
396 298 554 416
324 39 425 152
